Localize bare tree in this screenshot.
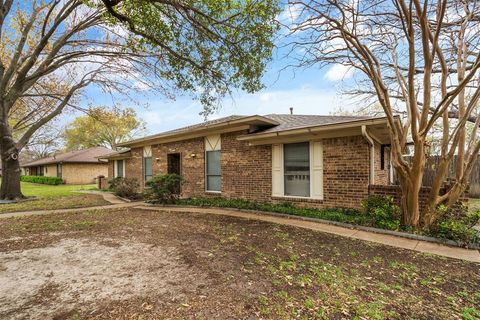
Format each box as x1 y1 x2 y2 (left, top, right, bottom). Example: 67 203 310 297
286 0 480 227
0 0 279 199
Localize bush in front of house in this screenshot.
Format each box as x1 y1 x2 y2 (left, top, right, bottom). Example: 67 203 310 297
108 177 140 200
428 205 480 245
144 174 183 204
21 175 64 185
176 197 373 226
176 196 480 246
361 195 401 231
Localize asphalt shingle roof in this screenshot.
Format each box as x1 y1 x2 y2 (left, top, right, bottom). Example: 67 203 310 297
118 113 385 147
22 147 112 167
259 114 374 134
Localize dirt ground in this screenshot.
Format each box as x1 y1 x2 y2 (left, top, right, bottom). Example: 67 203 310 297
0 208 478 319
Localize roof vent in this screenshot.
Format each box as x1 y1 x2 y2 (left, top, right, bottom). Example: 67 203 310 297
289 107 293 115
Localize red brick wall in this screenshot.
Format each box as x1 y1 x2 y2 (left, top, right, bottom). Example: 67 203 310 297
368 185 431 213
151 138 206 197
221 131 272 202
107 161 114 180
369 184 469 213
322 135 370 209
120 132 373 210
126 147 144 185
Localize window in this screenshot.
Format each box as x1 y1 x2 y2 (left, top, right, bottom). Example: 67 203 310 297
206 150 221 192
205 135 221 192
284 142 310 197
272 142 323 199
143 146 153 183
144 157 152 182
57 163 62 178
116 160 124 178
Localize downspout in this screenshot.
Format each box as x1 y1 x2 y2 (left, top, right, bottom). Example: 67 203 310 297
361 125 375 185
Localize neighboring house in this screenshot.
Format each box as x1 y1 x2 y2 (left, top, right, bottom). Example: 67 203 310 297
100 114 396 210
22 147 112 184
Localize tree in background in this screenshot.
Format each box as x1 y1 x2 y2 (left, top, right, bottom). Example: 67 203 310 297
0 0 280 199
65 107 146 150
287 0 480 228
23 122 64 159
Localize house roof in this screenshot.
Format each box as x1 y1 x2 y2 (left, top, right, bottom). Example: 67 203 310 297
22 147 113 167
116 113 393 148
116 115 279 147
258 114 373 134
97 149 132 160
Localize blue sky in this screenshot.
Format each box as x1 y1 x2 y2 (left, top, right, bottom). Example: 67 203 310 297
71 6 358 136
117 53 357 135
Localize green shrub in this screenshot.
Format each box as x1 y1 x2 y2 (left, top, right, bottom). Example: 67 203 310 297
361 195 401 230
177 197 372 225
21 175 64 185
428 206 480 245
108 177 140 200
432 218 478 244
144 174 183 204
174 196 479 245
108 177 123 190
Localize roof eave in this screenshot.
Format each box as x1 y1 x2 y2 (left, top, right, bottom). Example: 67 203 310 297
237 116 394 141
116 115 280 148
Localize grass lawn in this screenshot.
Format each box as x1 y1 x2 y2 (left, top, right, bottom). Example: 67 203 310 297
0 208 478 319
0 181 109 214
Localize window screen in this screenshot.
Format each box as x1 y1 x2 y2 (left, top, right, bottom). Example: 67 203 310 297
116 160 124 178
284 142 310 197
144 157 152 182
206 150 221 191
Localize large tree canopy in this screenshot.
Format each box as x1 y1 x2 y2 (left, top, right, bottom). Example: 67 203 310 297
286 0 480 227
0 0 280 199
64 107 146 150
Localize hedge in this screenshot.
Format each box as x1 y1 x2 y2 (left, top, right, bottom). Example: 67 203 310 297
21 175 64 185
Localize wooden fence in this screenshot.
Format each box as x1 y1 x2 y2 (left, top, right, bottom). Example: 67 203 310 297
394 156 480 198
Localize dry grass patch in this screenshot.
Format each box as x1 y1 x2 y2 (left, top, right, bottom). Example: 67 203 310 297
0 208 478 319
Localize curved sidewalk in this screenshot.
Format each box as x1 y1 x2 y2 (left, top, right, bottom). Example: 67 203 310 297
136 205 480 263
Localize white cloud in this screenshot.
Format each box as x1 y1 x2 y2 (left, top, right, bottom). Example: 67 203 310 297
324 64 355 82
278 3 303 24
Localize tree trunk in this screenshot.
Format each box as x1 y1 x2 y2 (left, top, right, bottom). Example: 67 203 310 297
399 177 422 227
0 122 24 200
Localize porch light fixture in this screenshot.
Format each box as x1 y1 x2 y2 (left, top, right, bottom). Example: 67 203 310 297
190 153 197 158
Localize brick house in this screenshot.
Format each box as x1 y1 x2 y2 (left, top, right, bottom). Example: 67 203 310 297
101 114 396 209
21 147 112 184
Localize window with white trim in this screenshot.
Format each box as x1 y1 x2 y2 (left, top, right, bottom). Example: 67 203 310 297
205 135 221 192
115 160 124 178
284 142 310 197
272 141 323 200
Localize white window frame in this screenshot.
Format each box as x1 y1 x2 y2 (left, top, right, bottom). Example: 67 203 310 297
272 141 324 200
205 135 221 193
114 159 125 178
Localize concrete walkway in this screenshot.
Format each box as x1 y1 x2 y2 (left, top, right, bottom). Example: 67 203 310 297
75 190 128 204
136 205 480 263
